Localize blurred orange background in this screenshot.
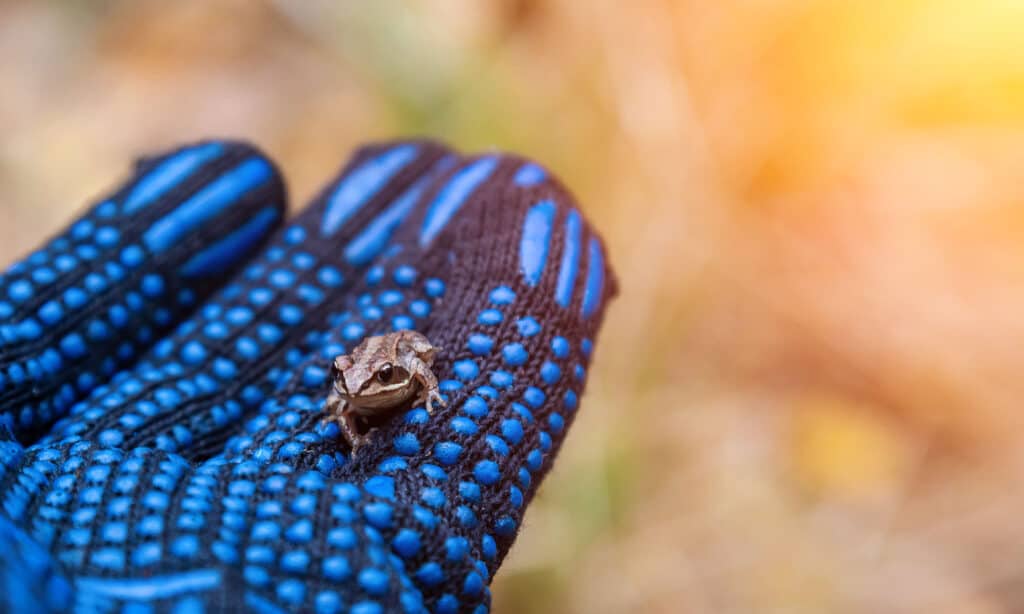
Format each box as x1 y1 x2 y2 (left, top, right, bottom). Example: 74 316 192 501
4 1 1024 612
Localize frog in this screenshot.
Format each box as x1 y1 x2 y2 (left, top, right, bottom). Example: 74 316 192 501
323 330 445 450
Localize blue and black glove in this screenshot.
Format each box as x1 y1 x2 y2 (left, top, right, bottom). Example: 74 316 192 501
0 138 616 613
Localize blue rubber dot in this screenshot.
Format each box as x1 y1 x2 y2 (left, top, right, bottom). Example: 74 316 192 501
285 519 313 543
552 336 570 358
244 566 269 587
270 269 295 288
549 413 565 432
99 429 123 446
489 286 515 305
358 568 390 596
285 226 306 245
393 265 417 287
482 534 498 559
141 274 164 297
83 273 106 293
393 433 420 455
95 226 119 246
495 516 517 537
363 503 392 529
281 550 310 573
410 300 431 318
365 265 384 286
486 435 509 456
342 322 364 341
379 290 403 307
502 343 528 367
303 365 327 387
64 287 87 309
527 449 543 471
510 485 524 508
463 571 484 596
467 334 493 356
433 442 463 466
364 475 394 500
541 361 561 384
435 595 459 614
8 280 32 302
17 319 41 340
213 358 237 379
459 481 481 502
564 390 578 410
280 304 303 325
443 537 468 563
461 396 488 418
421 465 447 483
323 555 351 581
478 309 503 325
524 386 546 408
121 245 144 268
38 301 63 325
96 201 116 217
171 535 198 558
516 316 542 337
391 315 414 331
404 408 429 425
456 506 477 528
474 460 501 485
351 602 382 614
236 337 260 360
415 562 444 586
59 334 86 359
277 579 305 605
393 529 421 558
54 254 76 272
476 385 498 400
501 419 524 444
453 359 479 380
71 219 94 239
582 338 593 355
132 542 161 567
181 341 207 365
490 370 514 389
450 417 477 436
420 487 446 508
425 278 445 297
226 307 253 327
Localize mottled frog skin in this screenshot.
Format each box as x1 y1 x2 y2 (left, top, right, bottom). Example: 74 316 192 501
323 330 444 449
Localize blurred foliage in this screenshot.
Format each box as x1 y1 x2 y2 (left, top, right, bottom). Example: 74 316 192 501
4 0 1024 611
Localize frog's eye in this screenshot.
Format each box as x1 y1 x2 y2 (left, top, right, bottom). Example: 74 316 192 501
376 363 394 384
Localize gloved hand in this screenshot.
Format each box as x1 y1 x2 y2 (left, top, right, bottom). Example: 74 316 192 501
0 138 616 613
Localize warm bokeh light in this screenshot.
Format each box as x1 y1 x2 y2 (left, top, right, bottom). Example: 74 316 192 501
4 0 1024 611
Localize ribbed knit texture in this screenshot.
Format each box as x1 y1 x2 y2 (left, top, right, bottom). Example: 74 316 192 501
0 140 616 613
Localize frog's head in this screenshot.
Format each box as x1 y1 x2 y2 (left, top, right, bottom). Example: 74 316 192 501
332 354 415 410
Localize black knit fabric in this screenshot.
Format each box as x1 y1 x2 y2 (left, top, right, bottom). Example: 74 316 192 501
0 139 616 613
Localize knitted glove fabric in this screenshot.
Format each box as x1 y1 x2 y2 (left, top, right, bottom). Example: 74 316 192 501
0 139 616 613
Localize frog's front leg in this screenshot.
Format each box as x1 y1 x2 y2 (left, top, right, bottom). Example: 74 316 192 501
322 393 368 451
410 358 445 413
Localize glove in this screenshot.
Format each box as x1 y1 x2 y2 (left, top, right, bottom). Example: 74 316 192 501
0 137 616 613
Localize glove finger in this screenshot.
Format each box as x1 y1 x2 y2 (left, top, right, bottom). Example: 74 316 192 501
45 141 456 459
0 141 285 443
224 153 616 612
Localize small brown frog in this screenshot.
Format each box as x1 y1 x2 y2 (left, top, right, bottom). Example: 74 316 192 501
323 330 445 450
